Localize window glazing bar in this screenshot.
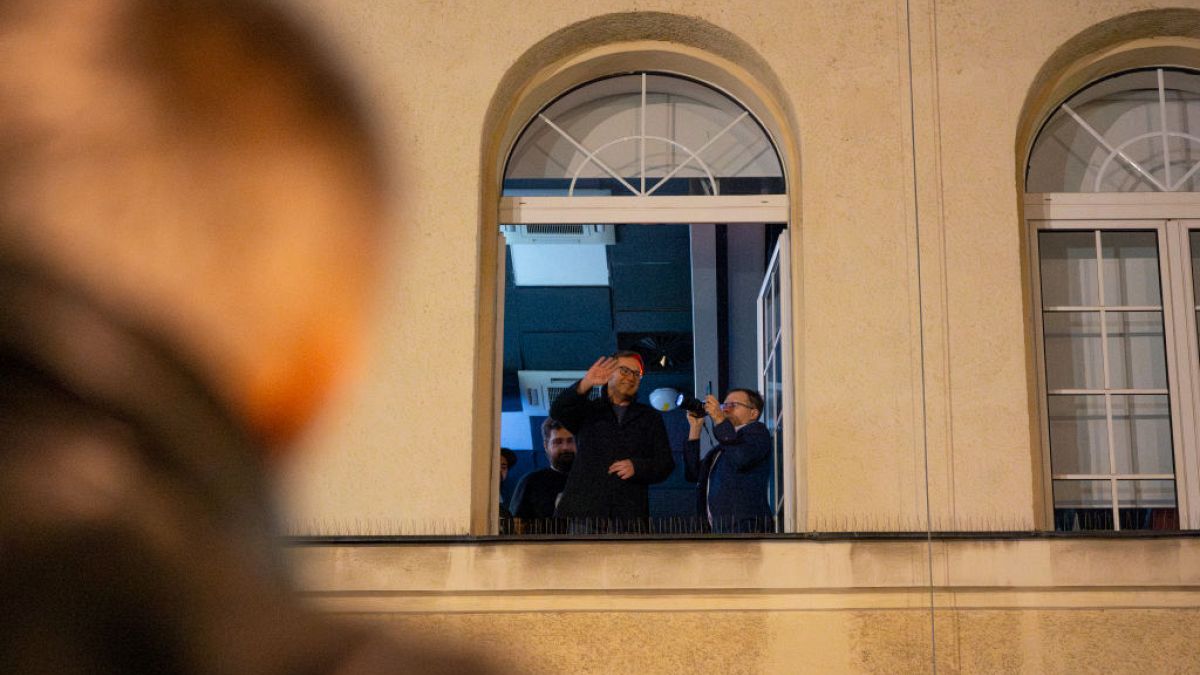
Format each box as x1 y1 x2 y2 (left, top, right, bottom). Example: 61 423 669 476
1043 305 1162 312
1171 157 1200 192
1062 103 1168 192
1047 388 1169 395
537 114 641 196
1158 69 1172 189
645 111 748 196
1053 473 1175 480
639 73 646 196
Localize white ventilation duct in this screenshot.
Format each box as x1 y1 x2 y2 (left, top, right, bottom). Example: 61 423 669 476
500 223 615 245
517 370 601 416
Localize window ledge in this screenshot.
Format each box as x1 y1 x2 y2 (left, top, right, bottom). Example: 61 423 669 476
289 535 1200 614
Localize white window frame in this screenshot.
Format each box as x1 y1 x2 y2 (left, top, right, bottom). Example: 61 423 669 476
499 194 788 227
758 231 796 532
1026 193 1200 530
494 209 796 533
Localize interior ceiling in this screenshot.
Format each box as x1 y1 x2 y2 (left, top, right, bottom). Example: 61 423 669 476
502 223 694 414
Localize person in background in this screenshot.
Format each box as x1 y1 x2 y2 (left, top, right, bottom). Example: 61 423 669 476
499 447 517 534
511 418 575 532
684 389 774 533
0 1 484 672
550 351 674 532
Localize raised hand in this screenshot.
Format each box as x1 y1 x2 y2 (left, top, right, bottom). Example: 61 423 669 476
579 356 618 391
703 395 726 423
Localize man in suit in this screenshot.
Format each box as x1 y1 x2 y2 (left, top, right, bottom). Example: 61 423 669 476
684 389 774 533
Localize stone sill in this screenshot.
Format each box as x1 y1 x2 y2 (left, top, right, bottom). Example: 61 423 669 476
289 536 1200 614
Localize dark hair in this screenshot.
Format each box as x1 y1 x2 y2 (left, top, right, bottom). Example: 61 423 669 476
611 350 644 374
728 388 764 415
499 447 517 468
541 417 567 447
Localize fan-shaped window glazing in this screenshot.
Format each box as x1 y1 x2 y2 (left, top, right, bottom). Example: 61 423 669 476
504 73 784 197
1027 68 1200 193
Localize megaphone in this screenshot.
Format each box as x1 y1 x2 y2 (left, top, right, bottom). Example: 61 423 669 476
648 387 680 412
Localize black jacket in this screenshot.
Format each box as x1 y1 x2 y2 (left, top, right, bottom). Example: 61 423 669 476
550 382 674 525
0 262 485 674
511 467 568 521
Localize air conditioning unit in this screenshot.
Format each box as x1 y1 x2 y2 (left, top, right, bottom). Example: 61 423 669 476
500 224 615 245
517 370 602 416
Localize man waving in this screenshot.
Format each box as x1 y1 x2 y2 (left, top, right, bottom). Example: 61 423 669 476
550 351 674 532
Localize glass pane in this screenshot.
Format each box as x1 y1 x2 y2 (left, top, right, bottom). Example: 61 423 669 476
1095 137 1162 192
1043 312 1103 389
1026 109 1099 193
1026 68 1200 193
1054 479 1111 508
769 353 782 413
1108 393 1166 473
1116 480 1178 530
771 274 781 340
1117 479 1176 507
771 423 784 512
1101 232 1160 306
1111 395 1174 475
1047 395 1108 475
505 73 784 187
1165 135 1200 192
1105 311 1167 389
1053 479 1113 531
1039 231 1098 306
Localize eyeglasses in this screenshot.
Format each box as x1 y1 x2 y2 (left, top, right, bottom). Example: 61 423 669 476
721 401 757 411
615 366 642 379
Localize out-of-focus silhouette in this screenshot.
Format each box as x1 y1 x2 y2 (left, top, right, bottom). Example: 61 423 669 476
0 0 484 672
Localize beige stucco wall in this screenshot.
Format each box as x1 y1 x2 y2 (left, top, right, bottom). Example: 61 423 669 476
269 3 1200 671
291 538 1200 673
275 0 1200 534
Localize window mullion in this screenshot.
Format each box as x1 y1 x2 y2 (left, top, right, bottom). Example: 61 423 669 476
1029 224 1057 528
1164 220 1200 528
1095 231 1122 530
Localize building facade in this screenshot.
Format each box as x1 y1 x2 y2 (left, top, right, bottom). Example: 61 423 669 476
279 1 1200 671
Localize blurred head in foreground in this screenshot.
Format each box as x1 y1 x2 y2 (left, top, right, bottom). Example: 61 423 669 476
0 2 493 673
0 0 385 448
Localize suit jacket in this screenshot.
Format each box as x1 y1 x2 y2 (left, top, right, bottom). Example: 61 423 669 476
683 419 773 533
550 382 674 527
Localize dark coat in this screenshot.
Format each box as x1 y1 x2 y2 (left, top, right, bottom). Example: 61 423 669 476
511 467 568 520
683 419 773 533
550 382 674 526
0 262 485 674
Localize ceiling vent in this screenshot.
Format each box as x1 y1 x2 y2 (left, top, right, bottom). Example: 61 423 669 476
501 224 616 246
517 370 602 416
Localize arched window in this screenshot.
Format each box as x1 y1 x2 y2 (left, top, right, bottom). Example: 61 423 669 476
1028 68 1200 193
1026 67 1200 532
505 72 784 197
496 72 795 534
